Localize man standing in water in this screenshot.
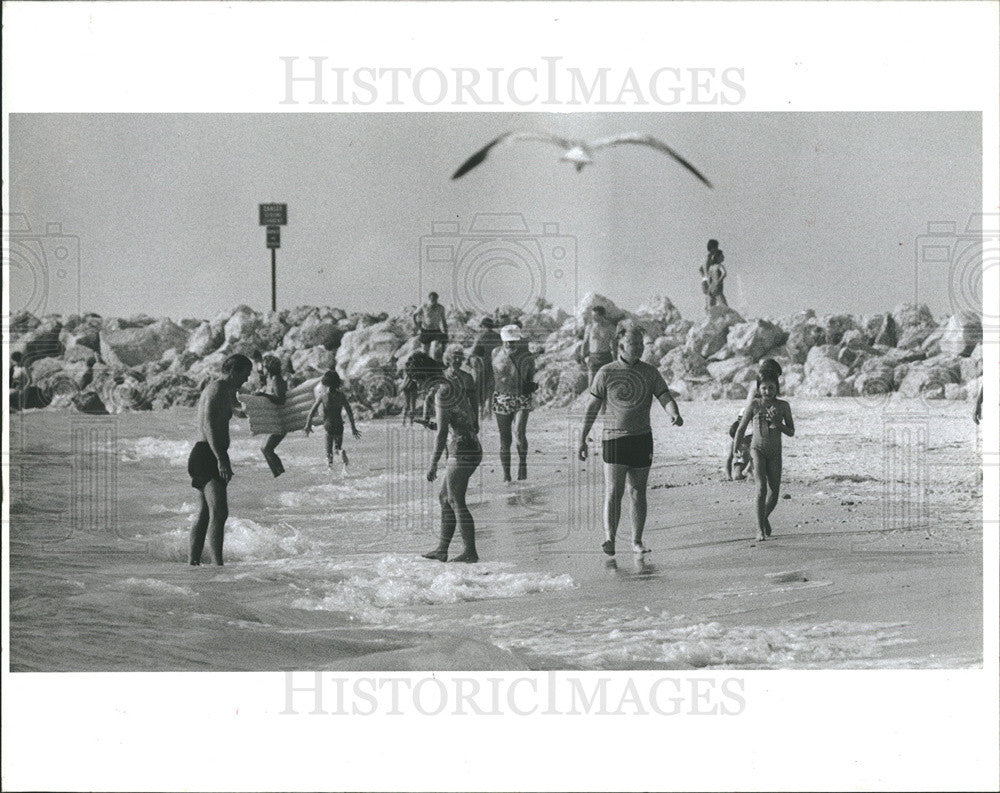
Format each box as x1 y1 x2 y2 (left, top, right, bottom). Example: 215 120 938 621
186 354 253 566
578 322 683 556
582 305 616 387
413 291 449 361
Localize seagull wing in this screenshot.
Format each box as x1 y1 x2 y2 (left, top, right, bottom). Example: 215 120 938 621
451 131 576 179
588 133 713 188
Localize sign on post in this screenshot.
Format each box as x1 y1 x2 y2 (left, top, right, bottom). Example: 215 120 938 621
259 203 287 312
259 203 288 226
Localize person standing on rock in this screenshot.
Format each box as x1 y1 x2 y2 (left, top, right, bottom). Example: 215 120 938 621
470 317 502 418
186 353 253 566
422 344 482 563
578 321 683 556
582 305 617 387
492 325 537 482
701 239 727 310
413 292 449 361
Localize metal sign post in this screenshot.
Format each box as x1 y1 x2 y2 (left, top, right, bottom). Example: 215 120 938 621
259 203 287 312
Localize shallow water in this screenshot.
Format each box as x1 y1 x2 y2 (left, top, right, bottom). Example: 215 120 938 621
7 397 983 670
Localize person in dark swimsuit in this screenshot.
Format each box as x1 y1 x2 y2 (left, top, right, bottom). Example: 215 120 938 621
305 369 360 469
258 355 288 477
186 353 253 566
422 344 482 563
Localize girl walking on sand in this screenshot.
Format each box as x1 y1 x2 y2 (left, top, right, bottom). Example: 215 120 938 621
733 371 794 542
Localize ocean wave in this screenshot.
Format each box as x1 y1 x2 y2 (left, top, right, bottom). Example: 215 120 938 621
121 577 197 598
292 554 576 620
144 517 311 562
486 610 912 669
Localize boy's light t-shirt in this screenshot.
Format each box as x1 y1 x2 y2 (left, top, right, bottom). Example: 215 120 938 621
590 359 670 439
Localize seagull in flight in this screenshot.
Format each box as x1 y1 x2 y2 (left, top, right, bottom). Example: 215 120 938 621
451 130 713 188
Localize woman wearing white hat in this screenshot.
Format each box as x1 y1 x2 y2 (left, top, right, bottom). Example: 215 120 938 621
491 324 537 482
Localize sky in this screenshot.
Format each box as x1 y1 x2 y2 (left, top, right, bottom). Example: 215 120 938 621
8 112 982 323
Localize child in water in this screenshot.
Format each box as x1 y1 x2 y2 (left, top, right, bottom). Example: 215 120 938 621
733 372 794 542
258 355 288 477
305 369 361 471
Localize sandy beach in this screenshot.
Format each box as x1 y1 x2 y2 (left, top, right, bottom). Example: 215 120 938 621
8 396 982 672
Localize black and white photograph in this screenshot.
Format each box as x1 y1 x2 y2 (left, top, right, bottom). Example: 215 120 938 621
3 2 998 791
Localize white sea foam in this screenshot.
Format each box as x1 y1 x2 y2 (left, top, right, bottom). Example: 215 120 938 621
121 578 197 598
144 517 310 562
474 610 913 669
292 554 576 620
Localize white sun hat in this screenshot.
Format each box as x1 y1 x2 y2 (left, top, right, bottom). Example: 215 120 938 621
500 324 523 342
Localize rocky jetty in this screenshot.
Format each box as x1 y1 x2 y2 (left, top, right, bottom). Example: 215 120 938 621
7 296 983 416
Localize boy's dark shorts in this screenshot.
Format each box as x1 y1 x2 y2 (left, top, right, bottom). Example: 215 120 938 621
324 418 345 449
419 328 448 347
602 432 654 469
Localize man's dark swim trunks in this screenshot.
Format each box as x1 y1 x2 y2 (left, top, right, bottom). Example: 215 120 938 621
187 441 221 489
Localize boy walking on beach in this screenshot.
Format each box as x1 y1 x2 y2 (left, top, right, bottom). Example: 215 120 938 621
413 292 449 361
305 369 361 470
186 354 253 566
582 305 616 387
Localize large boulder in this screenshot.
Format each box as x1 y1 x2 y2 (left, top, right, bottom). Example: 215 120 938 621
822 314 859 345
726 320 787 362
291 346 338 376
185 320 224 357
800 345 851 396
786 321 826 364
706 355 753 384
853 365 896 398
283 310 343 350
98 372 152 413
897 363 959 399
659 346 709 383
144 373 201 410
8 311 41 337
576 293 628 324
864 313 898 347
15 319 64 365
892 303 937 349
72 391 109 415
60 315 102 355
685 305 744 359
939 312 982 357
100 318 188 368
336 319 409 380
